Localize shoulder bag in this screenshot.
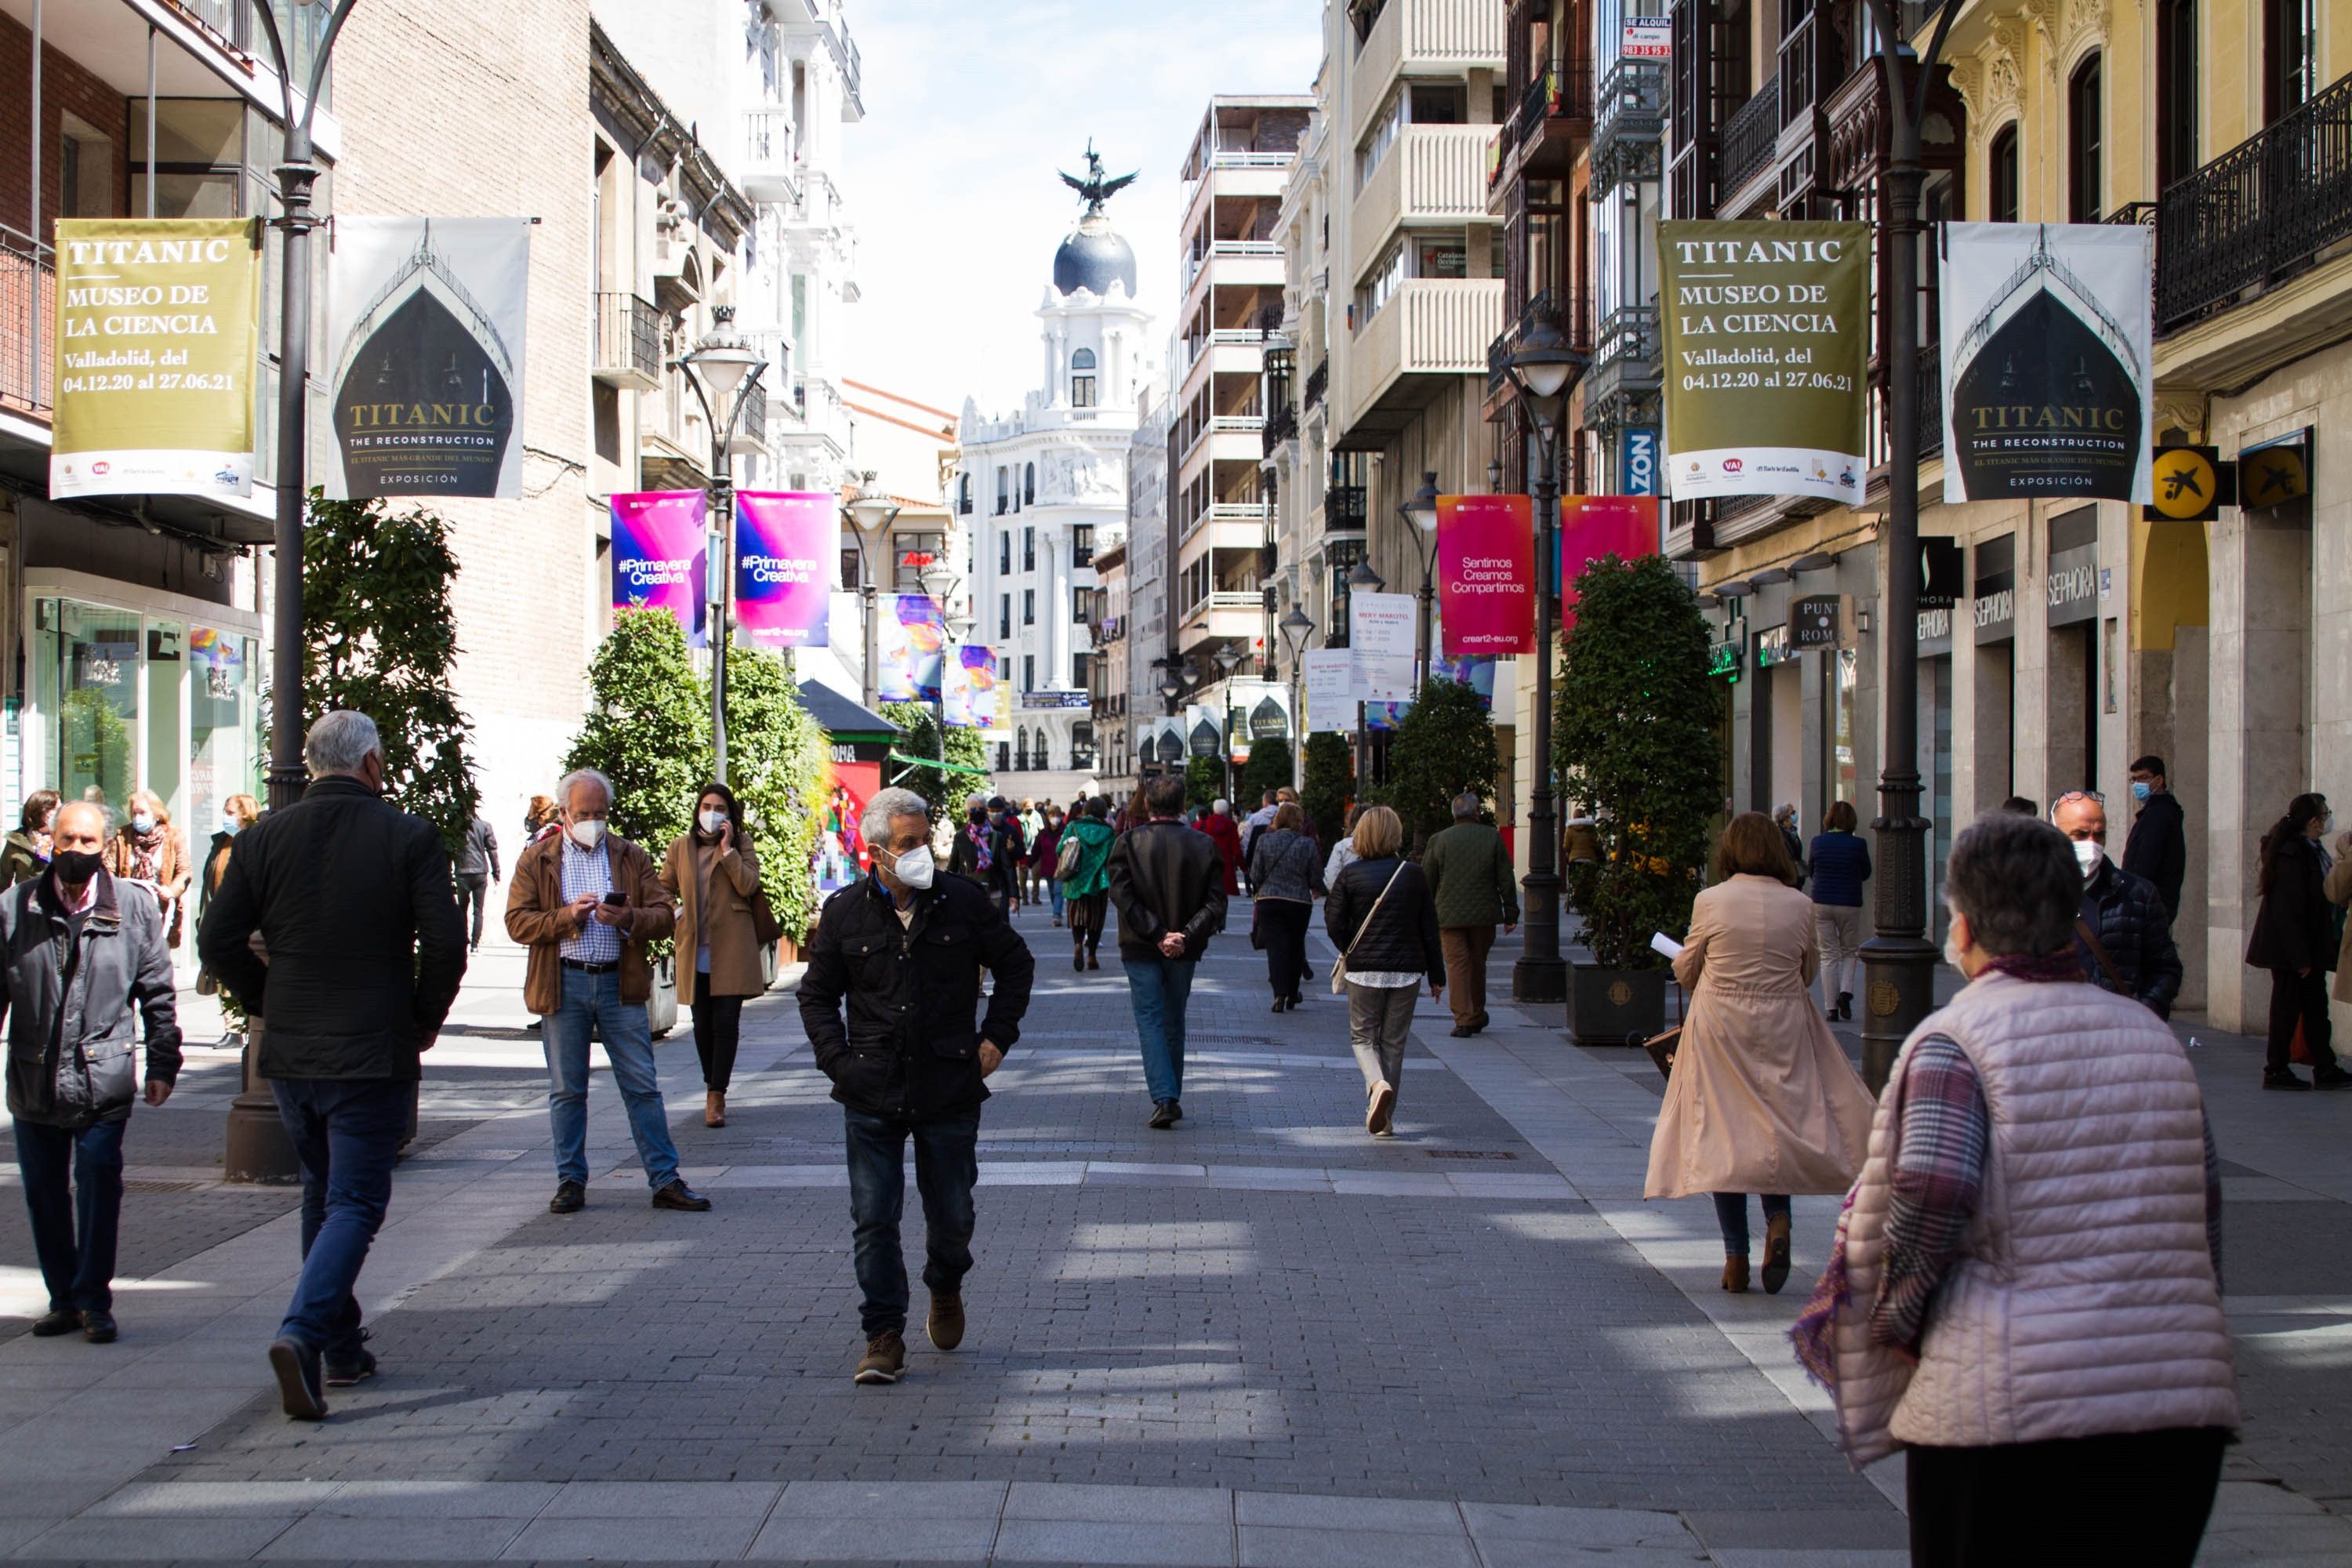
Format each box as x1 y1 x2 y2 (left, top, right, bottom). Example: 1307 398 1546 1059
1332 865 1404 995
1055 833 1083 882
2074 915 2161 1016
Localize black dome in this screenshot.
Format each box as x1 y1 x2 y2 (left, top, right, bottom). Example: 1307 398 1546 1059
1054 213 1137 298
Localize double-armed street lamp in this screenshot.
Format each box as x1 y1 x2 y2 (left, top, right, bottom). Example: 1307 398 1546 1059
675 307 770 786
1501 300 1584 1006
1279 605 1314 792
842 471 901 712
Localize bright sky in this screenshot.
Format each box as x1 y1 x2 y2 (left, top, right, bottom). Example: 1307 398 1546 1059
840 0 1323 421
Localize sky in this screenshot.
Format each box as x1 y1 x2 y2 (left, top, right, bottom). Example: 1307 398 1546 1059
838 0 1323 420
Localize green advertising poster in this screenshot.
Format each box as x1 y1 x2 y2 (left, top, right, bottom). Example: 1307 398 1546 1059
1659 220 1871 506
50 217 261 501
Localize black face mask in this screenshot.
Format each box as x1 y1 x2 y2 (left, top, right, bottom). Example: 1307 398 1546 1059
51 849 103 885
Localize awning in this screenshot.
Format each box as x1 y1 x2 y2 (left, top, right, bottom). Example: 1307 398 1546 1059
791 682 903 742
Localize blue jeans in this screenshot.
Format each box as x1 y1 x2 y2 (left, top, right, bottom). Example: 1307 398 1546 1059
1049 883 1065 920
270 1077 409 1360
1124 956 1198 1104
13 1116 127 1314
1712 1192 1791 1256
844 1105 980 1336
543 966 681 1191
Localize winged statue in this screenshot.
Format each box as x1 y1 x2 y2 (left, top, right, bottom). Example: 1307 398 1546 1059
1058 140 1137 216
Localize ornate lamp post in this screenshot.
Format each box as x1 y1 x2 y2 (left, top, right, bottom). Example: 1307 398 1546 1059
1213 642 1241 802
843 470 900 712
676 307 769 785
1279 605 1314 792
1345 558 1384 792
1502 301 1584 1006
1399 471 1441 683
920 558 964 771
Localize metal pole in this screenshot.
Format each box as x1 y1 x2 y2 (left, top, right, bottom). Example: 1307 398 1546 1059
28 0 40 399
1856 0 1955 1091
1414 554 1433 689
859 532 880 713
710 456 732 785
1513 423 1567 1004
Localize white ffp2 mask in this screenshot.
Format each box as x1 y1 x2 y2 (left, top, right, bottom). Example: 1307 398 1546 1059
568 819 606 851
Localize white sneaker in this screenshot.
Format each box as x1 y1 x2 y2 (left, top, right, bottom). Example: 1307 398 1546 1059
1366 1080 1396 1136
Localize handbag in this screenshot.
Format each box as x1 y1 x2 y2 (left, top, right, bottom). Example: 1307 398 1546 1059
1642 979 1686 1079
1055 833 1083 882
1250 902 1267 950
1332 866 1405 995
750 886 783 947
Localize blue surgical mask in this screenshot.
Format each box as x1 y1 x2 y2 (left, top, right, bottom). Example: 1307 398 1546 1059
130 813 156 835
2130 781 2152 804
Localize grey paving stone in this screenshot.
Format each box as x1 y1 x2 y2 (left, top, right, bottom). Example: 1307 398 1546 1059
1679 1511 1908 1551
311 1480 561 1517
256 1513 532 1559
1233 1495 1461 1533
992 1516 1236 1565
744 1513 997 1561
538 1480 782 1518
1478 1547 1710 1568
82 1481 346 1518
1237 1523 1479 1568
1461 1502 1697 1547
1707 1553 1910 1568
12 1513 296 1559
1002 1483 1232 1524
500 1514 768 1559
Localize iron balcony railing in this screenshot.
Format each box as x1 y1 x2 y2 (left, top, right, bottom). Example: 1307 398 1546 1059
1519 56 1595 143
2153 69 2352 333
1721 74 1782 198
1591 59 1667 191
1263 402 1298 453
593 292 662 386
1327 485 1369 534
0 224 55 414
1302 358 1329 410
1486 289 1593 394
1581 303 1661 422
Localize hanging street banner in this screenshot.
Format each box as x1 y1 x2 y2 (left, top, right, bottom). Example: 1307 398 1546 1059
1438 494 1536 656
325 218 531 499
610 492 708 648
1559 495 1661 630
941 646 998 728
1658 220 1870 506
1348 590 1417 702
877 594 946 702
50 218 262 500
1303 648 1356 731
1368 655 1495 731
732 491 832 648
1941 223 2154 504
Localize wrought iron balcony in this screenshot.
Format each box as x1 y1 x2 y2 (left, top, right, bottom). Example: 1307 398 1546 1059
1484 289 1593 400
1579 305 1661 434
1302 357 1329 411
1515 56 1598 177
1326 485 1369 535
2152 69 2352 334
0 224 54 415
1721 76 1781 200
592 292 662 390
1591 60 1666 192
1263 401 1299 453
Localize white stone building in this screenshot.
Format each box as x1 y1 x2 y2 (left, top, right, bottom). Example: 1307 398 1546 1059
953 156 1156 806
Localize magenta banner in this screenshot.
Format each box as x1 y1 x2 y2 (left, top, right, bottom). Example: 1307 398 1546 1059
877 594 946 702
942 645 999 728
610 490 708 648
733 491 832 648
1559 495 1661 630
1437 494 1536 655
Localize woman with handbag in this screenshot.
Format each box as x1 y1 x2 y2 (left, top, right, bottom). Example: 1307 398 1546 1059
1323 806 1444 1137
659 782 770 1128
1647 811 1873 1293
1247 801 1324 1011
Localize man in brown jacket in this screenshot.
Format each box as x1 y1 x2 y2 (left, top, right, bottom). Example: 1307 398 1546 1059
506 768 710 1214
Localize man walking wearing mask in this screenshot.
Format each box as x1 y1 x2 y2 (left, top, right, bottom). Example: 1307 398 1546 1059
2053 791 2183 1018
506 768 709 1216
798 788 1033 1385
3 800 180 1345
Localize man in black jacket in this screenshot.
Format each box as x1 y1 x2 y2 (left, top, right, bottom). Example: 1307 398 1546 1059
453 814 499 953
2123 754 2189 920
1106 775 1226 1130
2054 791 2183 1018
198 710 466 1421
798 786 1033 1387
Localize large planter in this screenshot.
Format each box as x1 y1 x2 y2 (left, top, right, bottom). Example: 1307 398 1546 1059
1566 960 1668 1047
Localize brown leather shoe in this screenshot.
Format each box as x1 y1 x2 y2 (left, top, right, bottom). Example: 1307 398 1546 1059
855 1330 906 1385
1721 1256 1750 1293
705 1091 726 1128
927 1291 965 1351
1762 1212 1794 1294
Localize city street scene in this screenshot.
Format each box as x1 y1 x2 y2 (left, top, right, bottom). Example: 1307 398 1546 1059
1 0 2349 1564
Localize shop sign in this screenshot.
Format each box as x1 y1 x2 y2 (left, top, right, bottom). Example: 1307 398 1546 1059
1621 427 1660 495
1791 594 1849 649
1973 536 2016 643
1918 536 1965 608
2240 429 2313 510
2144 445 2233 522
1622 16 1672 57
1753 623 1795 668
1019 690 1092 710
1917 604 1954 650
2045 542 2100 627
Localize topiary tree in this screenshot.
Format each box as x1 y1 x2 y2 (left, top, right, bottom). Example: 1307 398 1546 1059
881 702 992 819
1373 676 1497 854
1184 755 1223 810
1554 553 1721 969
1301 731 1355 848
564 609 710 850
299 494 480 855
1238 735 1292 808
724 641 829 942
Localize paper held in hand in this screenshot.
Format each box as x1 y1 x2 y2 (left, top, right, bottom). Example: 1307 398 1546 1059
1650 932 1685 961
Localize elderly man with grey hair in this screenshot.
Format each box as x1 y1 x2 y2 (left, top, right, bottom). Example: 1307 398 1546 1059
505 766 704 1218
198 709 466 1420
798 786 1033 1386
1420 790 1518 1036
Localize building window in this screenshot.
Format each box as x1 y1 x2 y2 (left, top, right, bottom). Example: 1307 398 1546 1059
2265 0 2316 124
840 546 862 590
995 468 1007 514
1988 125 2020 223
1073 650 1092 690
999 594 1011 640
891 532 945 593
2067 56 2103 223
1024 528 1036 571
1072 721 1096 768
1015 729 1029 770
1023 589 1036 625
1023 463 1035 505
2158 0 2198 188
1073 524 1095 566
1023 654 1036 691
1073 586 1090 622
130 99 243 219
957 473 972 514
1000 533 1011 573
1071 347 1097 408
996 741 1010 771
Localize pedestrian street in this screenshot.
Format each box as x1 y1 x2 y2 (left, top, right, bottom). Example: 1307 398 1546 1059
1 904 2348 1566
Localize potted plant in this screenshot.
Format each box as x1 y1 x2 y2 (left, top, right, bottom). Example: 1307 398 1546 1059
1374 673 1497 854
1553 554 1722 1045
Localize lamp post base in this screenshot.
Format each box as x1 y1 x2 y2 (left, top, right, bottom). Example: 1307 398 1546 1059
1512 954 1568 1004
1856 932 1939 1091
223 1030 299 1185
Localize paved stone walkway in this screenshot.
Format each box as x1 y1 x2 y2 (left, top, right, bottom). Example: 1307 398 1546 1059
0 903 2346 1564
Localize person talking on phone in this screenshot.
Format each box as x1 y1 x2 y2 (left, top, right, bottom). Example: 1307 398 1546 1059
506 768 710 1216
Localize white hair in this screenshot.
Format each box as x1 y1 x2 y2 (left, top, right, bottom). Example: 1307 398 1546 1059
304 710 383 778
862 786 932 846
557 768 613 811
1213 798 1229 815
1453 792 1482 820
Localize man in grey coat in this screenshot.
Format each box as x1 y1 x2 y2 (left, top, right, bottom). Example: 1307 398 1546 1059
1 800 180 1344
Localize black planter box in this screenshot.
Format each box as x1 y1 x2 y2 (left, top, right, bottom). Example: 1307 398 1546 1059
1566 961 1668 1047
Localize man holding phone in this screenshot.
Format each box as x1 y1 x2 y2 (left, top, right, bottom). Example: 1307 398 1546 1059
506 768 709 1214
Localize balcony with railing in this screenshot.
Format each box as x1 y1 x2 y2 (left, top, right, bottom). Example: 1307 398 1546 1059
1349 0 1506 144
1579 304 1661 433
2152 69 2352 336
1343 278 1505 446
1720 75 1781 205
0 227 56 418
1302 357 1330 411
593 292 663 390
1325 484 1370 535
1516 55 1597 177
1483 289 1592 415
1824 55 1964 202
1591 59 1667 192
741 108 799 204
729 379 769 457
1353 124 1494 258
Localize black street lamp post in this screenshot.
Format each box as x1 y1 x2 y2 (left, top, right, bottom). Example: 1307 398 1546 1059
1856 0 1960 1088
1279 605 1313 792
843 470 900 713
1400 471 1440 684
1344 558 1384 792
227 0 360 1185
676 306 769 786
1502 302 1584 1006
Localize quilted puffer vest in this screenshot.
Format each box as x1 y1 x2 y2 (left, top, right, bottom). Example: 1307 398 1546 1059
1830 972 2239 1466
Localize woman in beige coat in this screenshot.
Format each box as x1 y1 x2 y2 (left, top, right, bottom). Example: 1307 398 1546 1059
1646 811 1875 1294
660 782 767 1128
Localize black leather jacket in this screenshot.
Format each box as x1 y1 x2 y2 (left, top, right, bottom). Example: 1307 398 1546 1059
797 872 1033 1120
1106 819 1228 960
2076 858 2183 1017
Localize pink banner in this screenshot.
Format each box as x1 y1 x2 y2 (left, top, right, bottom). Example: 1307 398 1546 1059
1559 495 1660 630
610 491 708 648
1437 494 1536 655
733 491 833 648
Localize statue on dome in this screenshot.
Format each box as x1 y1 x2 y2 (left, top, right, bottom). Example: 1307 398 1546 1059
1058 140 1137 217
